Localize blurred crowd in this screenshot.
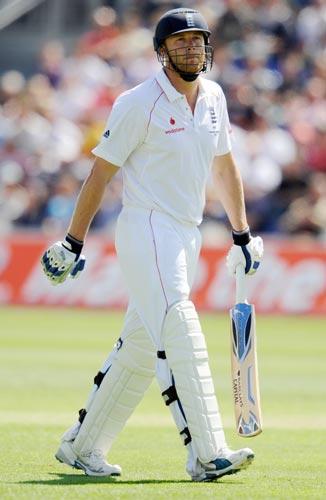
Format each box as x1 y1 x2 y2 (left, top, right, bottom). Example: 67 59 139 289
0 0 325 242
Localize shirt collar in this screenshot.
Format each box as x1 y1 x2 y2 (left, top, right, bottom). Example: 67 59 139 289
155 69 183 102
156 69 209 103
197 78 206 101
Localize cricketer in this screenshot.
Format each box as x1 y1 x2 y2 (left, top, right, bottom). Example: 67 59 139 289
41 8 264 482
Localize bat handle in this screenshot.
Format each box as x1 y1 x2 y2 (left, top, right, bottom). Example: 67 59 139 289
235 264 247 303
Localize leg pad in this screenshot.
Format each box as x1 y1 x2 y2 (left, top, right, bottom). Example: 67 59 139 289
73 327 155 456
162 300 226 463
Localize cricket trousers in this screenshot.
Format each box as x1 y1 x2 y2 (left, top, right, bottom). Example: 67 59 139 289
115 206 202 343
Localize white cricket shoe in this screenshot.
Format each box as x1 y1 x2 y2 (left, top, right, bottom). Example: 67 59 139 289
55 440 121 477
75 449 122 477
191 447 254 482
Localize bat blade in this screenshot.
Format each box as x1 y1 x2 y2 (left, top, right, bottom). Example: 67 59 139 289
230 301 262 437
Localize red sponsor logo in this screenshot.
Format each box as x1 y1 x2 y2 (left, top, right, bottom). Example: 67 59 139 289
165 127 185 135
170 117 175 125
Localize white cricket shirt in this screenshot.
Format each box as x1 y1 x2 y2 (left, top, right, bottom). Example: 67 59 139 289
92 69 232 225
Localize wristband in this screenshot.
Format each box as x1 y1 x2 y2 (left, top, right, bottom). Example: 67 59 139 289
232 227 251 246
62 233 84 257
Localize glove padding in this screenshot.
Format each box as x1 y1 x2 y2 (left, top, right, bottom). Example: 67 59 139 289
41 241 86 285
226 236 264 275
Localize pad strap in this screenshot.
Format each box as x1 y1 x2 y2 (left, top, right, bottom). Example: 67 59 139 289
180 426 192 446
94 371 105 387
162 385 178 406
78 408 87 424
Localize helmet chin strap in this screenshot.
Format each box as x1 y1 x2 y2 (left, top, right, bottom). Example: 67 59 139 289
178 71 199 82
166 53 202 82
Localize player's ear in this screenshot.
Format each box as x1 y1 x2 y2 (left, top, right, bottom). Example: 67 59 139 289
159 44 166 57
158 44 168 66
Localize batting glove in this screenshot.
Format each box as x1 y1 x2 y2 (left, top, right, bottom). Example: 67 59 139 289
226 228 263 276
41 234 86 285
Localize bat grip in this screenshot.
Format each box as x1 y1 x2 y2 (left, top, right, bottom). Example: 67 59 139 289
235 264 247 303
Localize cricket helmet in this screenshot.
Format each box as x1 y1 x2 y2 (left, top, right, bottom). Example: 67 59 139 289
153 8 213 81
153 8 211 51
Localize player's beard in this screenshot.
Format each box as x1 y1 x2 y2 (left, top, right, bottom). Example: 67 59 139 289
163 46 206 81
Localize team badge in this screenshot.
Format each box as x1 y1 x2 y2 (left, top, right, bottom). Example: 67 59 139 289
185 13 195 27
209 107 217 125
208 107 219 135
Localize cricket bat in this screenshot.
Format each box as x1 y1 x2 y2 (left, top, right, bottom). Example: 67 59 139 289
230 265 262 437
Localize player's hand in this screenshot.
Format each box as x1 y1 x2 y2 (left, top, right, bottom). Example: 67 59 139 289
226 228 263 276
41 235 86 285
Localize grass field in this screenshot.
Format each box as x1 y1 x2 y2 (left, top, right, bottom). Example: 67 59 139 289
0 307 325 499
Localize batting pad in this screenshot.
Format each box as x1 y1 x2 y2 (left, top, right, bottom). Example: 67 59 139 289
162 300 226 464
156 354 206 477
72 326 156 456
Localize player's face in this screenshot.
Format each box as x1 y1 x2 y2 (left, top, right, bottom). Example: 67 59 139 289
164 32 205 73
